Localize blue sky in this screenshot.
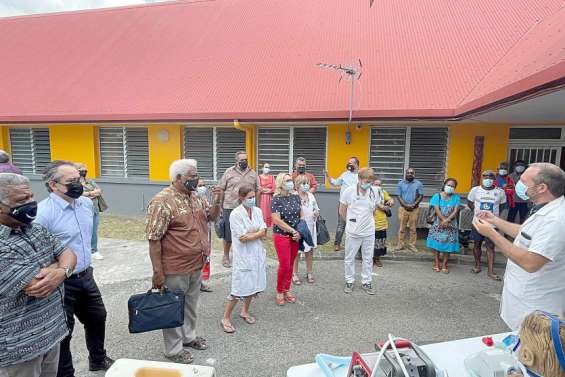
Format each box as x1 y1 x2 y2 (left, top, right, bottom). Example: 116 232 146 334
0 0 168 18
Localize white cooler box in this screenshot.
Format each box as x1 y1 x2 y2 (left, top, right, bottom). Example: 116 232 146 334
105 358 215 377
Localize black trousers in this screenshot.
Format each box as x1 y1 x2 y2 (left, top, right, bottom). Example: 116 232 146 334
57 267 107 377
507 202 529 224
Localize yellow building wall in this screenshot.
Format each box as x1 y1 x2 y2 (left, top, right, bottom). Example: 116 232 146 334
148 125 182 181
0 126 9 152
50 125 99 177
326 124 370 187
447 124 510 192
233 122 256 169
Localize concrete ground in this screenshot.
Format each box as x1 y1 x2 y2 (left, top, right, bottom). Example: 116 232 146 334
71 238 509 377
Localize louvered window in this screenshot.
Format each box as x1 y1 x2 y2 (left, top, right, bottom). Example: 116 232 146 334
408 127 448 189
257 127 327 180
183 127 246 181
216 128 246 177
99 127 149 178
369 128 407 187
369 127 448 190
9 128 51 175
184 128 214 180
257 128 291 176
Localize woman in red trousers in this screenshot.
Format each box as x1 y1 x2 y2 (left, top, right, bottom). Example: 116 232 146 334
271 173 303 306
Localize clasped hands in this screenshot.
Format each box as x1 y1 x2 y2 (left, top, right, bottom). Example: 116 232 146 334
25 266 65 298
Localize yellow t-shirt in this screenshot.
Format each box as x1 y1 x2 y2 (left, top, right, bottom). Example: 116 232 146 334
373 190 391 231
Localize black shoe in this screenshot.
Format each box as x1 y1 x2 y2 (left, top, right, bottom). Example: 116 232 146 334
89 355 115 371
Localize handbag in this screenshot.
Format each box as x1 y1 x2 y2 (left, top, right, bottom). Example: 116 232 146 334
316 216 330 245
426 194 438 225
214 216 225 239
97 195 109 212
128 288 184 334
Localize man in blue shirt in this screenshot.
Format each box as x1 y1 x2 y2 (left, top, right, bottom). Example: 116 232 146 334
325 156 360 251
35 161 114 377
394 168 424 252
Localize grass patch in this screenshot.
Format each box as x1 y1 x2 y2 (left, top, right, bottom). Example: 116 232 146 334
99 214 340 258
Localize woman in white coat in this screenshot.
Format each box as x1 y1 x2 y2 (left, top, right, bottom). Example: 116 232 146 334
221 184 267 333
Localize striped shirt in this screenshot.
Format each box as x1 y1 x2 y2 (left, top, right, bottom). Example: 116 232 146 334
0 223 68 367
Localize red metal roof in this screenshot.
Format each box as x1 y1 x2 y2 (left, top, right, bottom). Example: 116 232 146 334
0 0 564 123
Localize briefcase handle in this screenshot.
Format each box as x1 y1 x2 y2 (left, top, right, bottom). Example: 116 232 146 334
147 286 169 295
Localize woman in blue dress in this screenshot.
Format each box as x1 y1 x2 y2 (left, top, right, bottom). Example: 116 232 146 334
426 178 461 273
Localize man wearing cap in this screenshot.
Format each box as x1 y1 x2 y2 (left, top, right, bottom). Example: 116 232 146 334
472 163 565 331
467 170 506 281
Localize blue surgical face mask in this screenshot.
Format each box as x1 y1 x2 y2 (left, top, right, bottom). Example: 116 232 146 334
515 180 531 201
284 181 294 192
444 185 455 194
482 178 494 188
360 182 372 190
300 183 310 192
243 197 256 208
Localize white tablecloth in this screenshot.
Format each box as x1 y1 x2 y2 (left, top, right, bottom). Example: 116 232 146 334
286 332 512 377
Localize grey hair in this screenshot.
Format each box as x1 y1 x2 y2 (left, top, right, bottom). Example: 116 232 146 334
530 163 565 197
169 159 198 181
234 150 247 160
295 157 306 164
42 160 76 192
0 150 10 164
0 173 30 203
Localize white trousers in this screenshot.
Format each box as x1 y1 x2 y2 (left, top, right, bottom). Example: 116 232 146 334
344 234 375 284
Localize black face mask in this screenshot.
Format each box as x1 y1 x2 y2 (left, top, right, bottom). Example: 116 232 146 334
5 201 38 224
64 181 84 199
347 164 355 172
297 166 306 174
184 178 199 192
238 160 248 170
79 170 87 178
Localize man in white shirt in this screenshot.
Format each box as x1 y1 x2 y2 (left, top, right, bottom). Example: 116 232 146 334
339 167 382 296
326 157 359 251
467 170 506 281
473 163 565 331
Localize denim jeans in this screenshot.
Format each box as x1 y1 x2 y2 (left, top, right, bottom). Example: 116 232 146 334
91 211 100 253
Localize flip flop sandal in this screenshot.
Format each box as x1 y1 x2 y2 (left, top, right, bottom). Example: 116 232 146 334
239 315 256 325
285 293 296 303
306 273 315 284
276 295 285 306
471 267 482 274
488 274 502 281
292 274 302 285
221 320 236 334
433 265 440 272
184 336 208 350
200 284 213 292
441 268 449 274
222 259 231 268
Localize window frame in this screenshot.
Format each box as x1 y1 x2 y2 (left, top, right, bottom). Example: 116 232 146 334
182 125 246 182
368 125 449 193
255 125 328 182
98 126 150 179
8 127 51 176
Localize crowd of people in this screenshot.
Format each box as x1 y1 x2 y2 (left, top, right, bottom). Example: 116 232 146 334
1 147 564 376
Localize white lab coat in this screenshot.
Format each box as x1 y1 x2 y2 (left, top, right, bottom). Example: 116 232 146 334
501 196 565 330
229 205 267 297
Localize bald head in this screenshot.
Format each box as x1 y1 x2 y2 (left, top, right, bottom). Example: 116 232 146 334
522 163 565 199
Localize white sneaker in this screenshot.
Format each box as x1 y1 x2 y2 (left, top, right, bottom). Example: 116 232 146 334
92 252 104 260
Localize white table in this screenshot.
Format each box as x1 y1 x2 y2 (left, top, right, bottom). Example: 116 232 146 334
287 332 512 377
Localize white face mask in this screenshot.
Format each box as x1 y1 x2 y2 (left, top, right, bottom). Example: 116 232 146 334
499 169 508 176
262 167 270 174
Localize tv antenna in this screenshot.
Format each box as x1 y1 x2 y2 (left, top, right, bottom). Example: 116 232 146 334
316 59 362 125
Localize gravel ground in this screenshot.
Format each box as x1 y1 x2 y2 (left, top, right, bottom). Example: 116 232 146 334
71 253 508 377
